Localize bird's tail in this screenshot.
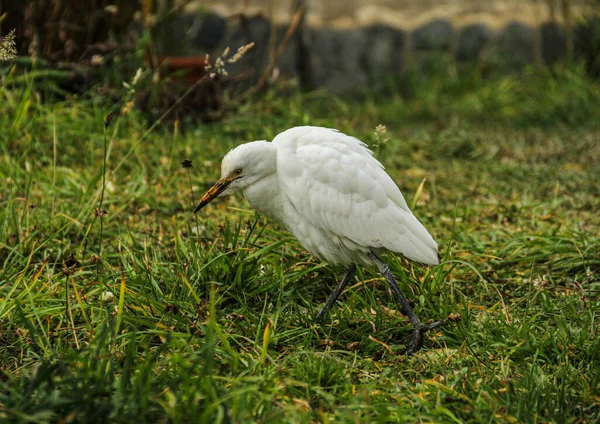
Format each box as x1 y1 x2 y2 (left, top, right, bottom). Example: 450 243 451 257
392 212 440 265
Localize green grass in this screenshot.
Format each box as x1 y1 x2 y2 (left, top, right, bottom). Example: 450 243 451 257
1 61 599 423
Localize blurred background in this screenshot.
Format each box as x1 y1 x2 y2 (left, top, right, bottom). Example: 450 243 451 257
2 0 600 123
1 3 600 422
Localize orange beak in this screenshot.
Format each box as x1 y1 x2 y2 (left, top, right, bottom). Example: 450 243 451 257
194 176 235 212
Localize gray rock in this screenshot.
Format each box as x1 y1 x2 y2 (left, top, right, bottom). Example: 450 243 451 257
456 24 493 61
574 17 600 76
574 16 600 54
193 13 227 49
412 19 453 51
363 24 406 78
308 27 368 93
496 22 535 68
540 22 566 64
151 12 226 55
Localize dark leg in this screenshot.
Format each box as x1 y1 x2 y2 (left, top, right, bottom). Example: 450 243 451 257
368 252 448 355
316 264 356 321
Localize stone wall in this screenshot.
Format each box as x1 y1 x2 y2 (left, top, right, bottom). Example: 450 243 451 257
195 0 591 30
156 1 598 93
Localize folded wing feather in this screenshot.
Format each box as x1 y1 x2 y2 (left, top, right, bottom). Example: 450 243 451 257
274 126 439 265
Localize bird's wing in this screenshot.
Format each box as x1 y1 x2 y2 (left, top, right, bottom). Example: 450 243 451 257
274 126 439 265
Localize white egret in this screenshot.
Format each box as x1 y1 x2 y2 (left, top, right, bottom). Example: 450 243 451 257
195 126 448 354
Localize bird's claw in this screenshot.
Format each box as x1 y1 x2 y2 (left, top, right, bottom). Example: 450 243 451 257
424 318 449 332
404 318 449 356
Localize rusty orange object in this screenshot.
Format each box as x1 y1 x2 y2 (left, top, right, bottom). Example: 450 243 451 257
147 55 209 82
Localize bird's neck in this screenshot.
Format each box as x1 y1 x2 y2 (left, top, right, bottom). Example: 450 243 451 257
243 171 285 225
241 144 285 223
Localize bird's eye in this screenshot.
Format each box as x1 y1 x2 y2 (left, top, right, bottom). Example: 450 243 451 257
234 168 243 176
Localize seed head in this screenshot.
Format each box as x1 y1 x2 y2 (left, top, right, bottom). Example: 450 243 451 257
104 112 115 128
94 208 108 217
228 42 255 64
104 5 118 15
131 68 143 86
122 100 134 116
0 30 17 62
101 291 115 302
374 124 390 144
63 253 80 275
64 253 80 269
91 54 105 66
448 312 462 322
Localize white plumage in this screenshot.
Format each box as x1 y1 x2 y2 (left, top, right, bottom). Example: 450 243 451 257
195 126 448 355
273 127 438 266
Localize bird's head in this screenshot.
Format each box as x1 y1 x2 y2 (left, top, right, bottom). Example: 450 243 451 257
194 140 276 212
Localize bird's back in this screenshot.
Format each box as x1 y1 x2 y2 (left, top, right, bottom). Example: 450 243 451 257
273 126 439 266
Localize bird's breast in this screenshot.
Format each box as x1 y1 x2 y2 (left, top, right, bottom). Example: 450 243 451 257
243 174 287 225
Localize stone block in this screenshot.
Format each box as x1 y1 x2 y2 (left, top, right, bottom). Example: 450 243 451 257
412 19 453 51
480 21 535 70
574 17 600 76
456 24 493 61
192 13 227 50
540 21 566 64
363 24 406 77
496 21 535 68
308 27 369 93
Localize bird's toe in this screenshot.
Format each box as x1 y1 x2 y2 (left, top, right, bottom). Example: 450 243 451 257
424 318 449 331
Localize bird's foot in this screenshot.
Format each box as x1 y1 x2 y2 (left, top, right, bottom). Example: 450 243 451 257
404 318 449 356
